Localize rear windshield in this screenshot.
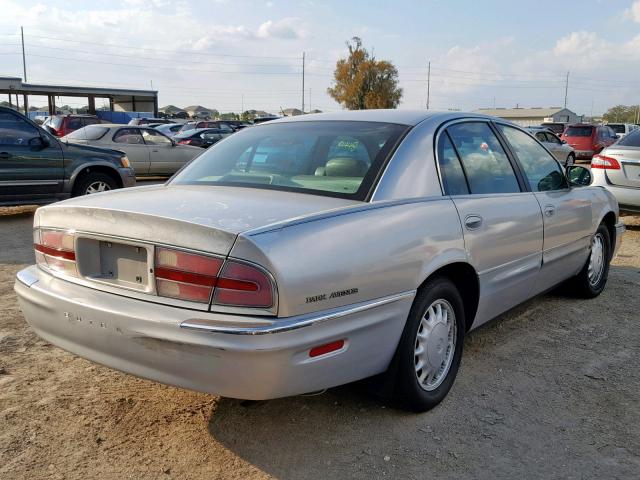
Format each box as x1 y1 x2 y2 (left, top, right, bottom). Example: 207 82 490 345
66 125 109 140
617 129 640 147
564 126 593 137
170 121 409 200
607 124 625 134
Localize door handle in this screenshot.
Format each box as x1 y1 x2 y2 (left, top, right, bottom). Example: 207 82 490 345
0 152 11 159
464 215 483 230
544 205 556 217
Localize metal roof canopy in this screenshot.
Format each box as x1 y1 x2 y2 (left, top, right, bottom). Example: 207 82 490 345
0 76 158 116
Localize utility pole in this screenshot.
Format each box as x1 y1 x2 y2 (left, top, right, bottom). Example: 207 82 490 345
21 26 27 82
426 61 431 110
301 51 305 114
564 71 569 108
241 94 244 116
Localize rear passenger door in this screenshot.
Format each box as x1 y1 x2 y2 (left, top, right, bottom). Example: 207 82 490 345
496 124 592 294
141 128 182 175
438 121 544 326
112 128 150 176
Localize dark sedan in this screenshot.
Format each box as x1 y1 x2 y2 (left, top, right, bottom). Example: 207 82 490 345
174 127 233 148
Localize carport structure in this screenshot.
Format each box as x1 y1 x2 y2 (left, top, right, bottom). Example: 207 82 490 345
0 76 158 116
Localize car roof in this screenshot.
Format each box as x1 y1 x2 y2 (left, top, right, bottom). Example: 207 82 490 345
265 110 500 127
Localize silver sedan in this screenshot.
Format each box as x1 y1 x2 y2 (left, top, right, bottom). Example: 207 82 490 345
527 127 575 166
15 110 623 412
63 124 203 176
591 128 640 213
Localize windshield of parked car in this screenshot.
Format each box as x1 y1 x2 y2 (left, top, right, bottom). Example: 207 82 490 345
564 126 593 137
65 125 110 140
617 129 640 147
170 121 408 200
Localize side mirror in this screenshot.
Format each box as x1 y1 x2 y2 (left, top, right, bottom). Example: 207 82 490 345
561 139 567 144
28 136 49 150
566 165 592 187
170 139 176 146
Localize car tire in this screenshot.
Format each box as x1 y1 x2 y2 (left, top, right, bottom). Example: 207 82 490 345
570 223 611 298
393 277 465 412
566 153 575 167
74 172 118 197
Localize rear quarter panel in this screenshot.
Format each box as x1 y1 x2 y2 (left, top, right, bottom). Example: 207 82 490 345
230 198 467 317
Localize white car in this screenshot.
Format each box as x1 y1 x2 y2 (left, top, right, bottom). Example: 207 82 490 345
607 123 637 139
63 124 203 177
591 128 640 213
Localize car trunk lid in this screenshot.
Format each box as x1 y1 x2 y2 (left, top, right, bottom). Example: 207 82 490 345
600 146 640 188
35 184 360 256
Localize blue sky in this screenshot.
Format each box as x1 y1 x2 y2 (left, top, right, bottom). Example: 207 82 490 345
0 0 639 115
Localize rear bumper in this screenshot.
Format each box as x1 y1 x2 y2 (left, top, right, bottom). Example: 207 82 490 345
15 266 413 400
575 150 595 160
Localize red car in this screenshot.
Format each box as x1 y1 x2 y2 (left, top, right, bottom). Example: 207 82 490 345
43 114 102 137
561 124 617 160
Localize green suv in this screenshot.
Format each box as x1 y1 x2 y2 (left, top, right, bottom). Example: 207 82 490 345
0 107 135 205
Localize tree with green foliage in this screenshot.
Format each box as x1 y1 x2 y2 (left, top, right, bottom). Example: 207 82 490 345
327 37 403 110
603 105 640 124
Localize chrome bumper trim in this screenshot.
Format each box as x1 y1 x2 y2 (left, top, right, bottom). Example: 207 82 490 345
180 290 416 335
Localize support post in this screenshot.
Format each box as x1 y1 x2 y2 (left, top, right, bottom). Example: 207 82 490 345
301 51 305 114
23 94 28 115
88 95 96 114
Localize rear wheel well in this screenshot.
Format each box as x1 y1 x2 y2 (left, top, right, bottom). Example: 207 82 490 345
72 166 122 196
602 211 616 258
420 263 479 331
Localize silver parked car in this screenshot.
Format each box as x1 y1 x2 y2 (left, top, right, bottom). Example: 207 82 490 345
591 128 640 213
527 126 575 166
15 111 624 412
63 124 202 176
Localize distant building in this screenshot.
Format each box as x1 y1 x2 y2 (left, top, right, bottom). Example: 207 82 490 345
159 104 185 115
282 108 303 117
474 107 581 126
183 105 217 119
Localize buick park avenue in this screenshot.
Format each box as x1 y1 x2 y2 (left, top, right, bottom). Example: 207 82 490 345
15 111 624 412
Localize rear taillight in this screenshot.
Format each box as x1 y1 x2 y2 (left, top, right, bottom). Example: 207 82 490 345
155 247 223 303
213 261 274 307
591 154 621 170
154 247 274 308
177 139 192 145
34 228 78 277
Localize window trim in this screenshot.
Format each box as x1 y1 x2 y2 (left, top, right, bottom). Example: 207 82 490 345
493 122 570 193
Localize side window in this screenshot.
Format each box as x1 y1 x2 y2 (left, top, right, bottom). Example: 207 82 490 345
446 122 521 194
0 112 40 146
113 128 144 144
66 118 82 131
544 132 561 144
141 129 172 145
498 125 567 192
437 133 469 195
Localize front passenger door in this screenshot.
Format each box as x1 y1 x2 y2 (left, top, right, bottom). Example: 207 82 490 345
0 111 64 201
496 125 592 295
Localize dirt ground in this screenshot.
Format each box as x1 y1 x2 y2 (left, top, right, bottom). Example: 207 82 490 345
0 208 639 480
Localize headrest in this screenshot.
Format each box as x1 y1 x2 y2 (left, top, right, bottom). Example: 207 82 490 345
324 157 368 177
